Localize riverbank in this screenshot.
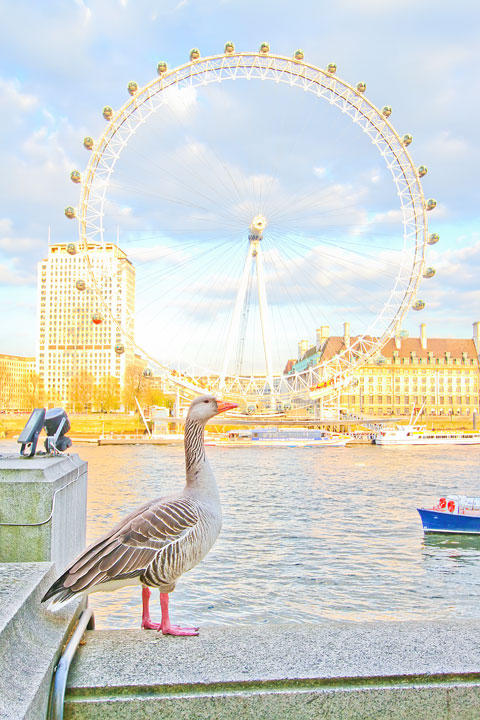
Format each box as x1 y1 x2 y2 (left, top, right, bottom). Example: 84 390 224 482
0 412 477 439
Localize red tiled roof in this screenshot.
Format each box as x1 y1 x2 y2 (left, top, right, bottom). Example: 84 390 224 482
315 336 478 363
283 358 296 374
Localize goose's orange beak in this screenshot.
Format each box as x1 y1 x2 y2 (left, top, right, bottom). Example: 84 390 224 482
215 400 238 414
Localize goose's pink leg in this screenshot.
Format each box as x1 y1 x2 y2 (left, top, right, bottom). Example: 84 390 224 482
159 592 199 636
141 586 161 630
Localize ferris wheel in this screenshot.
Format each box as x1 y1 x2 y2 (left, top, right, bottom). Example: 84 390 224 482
65 44 438 411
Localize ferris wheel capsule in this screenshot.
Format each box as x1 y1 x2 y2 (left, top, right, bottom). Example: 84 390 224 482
64 206 76 219
70 170 81 184
326 63 337 74
402 133 413 146
143 367 153 377
224 42 235 55
428 233 439 245
190 48 200 61
426 198 437 211
294 49 304 61
381 105 392 117
413 300 425 311
76 279 86 291
356 81 367 93
114 342 125 355
423 267 436 279
417 165 428 177
127 81 138 96
83 136 94 150
103 106 113 121
259 42 270 54
66 243 77 255
157 61 168 74
92 312 103 325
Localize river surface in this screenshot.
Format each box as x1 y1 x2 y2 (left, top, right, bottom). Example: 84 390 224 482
65 442 480 630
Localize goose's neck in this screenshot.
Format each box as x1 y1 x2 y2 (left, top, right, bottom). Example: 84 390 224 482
184 417 207 479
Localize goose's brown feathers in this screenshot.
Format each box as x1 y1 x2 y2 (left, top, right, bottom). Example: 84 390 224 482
43 497 199 603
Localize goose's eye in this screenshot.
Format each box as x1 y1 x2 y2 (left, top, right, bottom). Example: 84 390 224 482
203 399 209 403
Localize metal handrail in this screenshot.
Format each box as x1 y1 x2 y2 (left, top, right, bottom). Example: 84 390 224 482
47 607 95 720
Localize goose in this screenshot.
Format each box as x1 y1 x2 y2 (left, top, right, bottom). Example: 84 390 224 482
42 395 238 636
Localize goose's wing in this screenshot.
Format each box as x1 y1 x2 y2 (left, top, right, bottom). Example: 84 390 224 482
42 497 199 601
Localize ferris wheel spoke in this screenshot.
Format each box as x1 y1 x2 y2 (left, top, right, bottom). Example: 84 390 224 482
264 229 397 331
158 81 255 216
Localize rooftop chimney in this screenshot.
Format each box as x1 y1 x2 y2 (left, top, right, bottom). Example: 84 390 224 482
298 339 309 360
343 322 350 348
395 329 401 350
420 323 427 350
316 326 330 350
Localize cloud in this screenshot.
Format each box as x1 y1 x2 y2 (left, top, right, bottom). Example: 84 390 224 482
74 0 92 22
0 78 38 114
0 262 36 286
127 243 189 264
161 85 198 118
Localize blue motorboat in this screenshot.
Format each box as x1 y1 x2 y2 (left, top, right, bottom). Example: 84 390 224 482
417 495 480 534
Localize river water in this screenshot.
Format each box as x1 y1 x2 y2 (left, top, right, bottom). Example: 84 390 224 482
69 442 480 630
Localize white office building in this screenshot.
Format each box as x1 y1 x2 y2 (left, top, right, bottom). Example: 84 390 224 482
36 242 135 407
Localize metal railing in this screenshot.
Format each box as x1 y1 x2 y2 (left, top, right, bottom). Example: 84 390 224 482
47 607 95 720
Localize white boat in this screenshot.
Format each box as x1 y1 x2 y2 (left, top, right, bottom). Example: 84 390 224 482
206 427 351 447
375 404 480 446
375 426 480 446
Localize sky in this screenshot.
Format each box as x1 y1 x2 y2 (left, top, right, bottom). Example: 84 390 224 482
0 0 479 375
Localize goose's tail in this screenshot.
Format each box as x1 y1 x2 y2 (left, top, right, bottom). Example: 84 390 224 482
41 573 80 611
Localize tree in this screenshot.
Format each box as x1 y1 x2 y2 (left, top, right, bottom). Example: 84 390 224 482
0 365 12 409
68 372 95 412
24 371 45 410
95 375 120 413
46 383 63 409
143 386 175 410
122 365 147 412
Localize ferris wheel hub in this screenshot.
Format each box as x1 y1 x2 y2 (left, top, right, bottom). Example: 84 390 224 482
250 215 267 236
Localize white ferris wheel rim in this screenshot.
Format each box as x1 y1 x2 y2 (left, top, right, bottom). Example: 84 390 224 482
75 50 429 403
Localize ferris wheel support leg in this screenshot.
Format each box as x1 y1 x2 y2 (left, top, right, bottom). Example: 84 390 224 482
254 244 275 406
219 245 255 390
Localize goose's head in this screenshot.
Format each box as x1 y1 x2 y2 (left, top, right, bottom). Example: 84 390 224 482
187 395 238 424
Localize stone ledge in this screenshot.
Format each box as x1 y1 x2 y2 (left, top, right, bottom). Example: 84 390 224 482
0 562 82 720
65 622 480 719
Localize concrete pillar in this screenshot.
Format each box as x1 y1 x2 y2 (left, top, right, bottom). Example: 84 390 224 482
343 322 350 348
0 453 87 572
